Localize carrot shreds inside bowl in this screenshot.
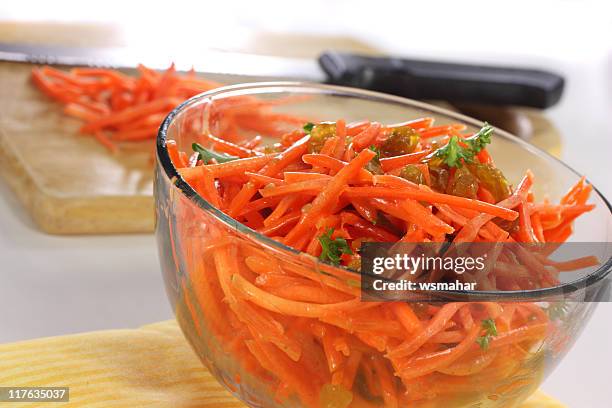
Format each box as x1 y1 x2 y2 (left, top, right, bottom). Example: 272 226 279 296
166 117 596 407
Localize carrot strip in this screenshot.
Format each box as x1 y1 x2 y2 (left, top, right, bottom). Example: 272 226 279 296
166 140 186 168
93 131 119 154
199 166 222 208
389 303 422 334
264 195 298 226
270 284 351 304
259 179 328 198
369 198 454 237
180 155 275 179
346 120 371 136
340 212 399 242
454 172 533 243
419 124 467 139
341 350 363 390
302 154 374 183
284 149 376 246
372 355 399 408
379 150 430 172
231 273 364 318
396 323 480 380
249 340 319 407
284 172 332 183
388 303 466 359
228 135 310 217
238 196 284 216
537 255 599 271
345 185 517 221
352 122 382 151
203 132 262 158
246 172 286 186
388 117 434 130
477 185 496 204
32 69 79 103
318 136 339 157
63 103 100 122
333 119 347 159
350 199 378 224
258 213 302 236
81 97 180 132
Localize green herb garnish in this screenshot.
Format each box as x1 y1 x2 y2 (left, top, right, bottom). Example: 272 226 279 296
476 318 498 350
365 144 384 175
435 123 493 167
192 142 239 164
369 145 381 162
318 228 353 265
482 318 498 336
303 122 315 133
476 335 491 350
467 123 493 153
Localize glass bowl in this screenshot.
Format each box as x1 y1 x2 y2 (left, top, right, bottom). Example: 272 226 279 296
155 83 612 408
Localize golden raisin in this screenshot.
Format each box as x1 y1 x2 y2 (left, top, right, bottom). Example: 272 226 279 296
308 122 337 153
447 166 478 198
400 165 425 185
469 163 512 202
380 126 419 157
428 164 450 193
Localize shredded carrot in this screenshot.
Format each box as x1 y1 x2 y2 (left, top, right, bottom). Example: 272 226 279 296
379 150 431 172
92 131 119 154
31 64 306 155
165 116 596 408
352 122 382 151
284 149 376 247
345 185 518 221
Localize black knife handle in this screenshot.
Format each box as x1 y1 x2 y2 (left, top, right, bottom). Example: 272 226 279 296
318 51 564 108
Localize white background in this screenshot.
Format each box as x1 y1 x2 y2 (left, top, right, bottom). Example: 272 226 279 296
1 1 612 407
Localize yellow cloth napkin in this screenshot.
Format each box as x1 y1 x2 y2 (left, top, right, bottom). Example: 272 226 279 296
0 321 565 407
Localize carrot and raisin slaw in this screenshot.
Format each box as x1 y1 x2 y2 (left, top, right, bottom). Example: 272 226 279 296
169 117 595 407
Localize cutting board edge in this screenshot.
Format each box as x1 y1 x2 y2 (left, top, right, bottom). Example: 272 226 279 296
0 132 155 235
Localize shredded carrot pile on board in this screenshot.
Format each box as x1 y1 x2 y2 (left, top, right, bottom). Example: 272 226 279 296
30 64 303 154
168 117 596 407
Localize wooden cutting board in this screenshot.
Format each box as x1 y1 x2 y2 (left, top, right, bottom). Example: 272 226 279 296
0 59 562 235
0 29 384 235
0 61 155 234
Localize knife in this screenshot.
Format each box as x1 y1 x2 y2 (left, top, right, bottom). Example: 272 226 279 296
319 51 564 109
0 42 563 109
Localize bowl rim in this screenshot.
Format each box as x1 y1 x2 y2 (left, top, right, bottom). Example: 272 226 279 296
156 81 612 301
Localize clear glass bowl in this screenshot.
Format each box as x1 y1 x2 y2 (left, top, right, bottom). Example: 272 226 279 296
155 83 612 408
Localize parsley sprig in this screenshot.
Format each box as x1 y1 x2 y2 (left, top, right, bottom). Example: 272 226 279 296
476 318 498 350
318 228 352 265
192 142 238 164
303 122 315 133
435 123 493 168
369 145 381 162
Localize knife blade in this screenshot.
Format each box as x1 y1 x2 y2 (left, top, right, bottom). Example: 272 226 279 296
0 42 325 82
0 42 564 108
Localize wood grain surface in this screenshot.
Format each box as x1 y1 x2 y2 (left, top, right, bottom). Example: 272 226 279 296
0 319 566 408
0 61 155 234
